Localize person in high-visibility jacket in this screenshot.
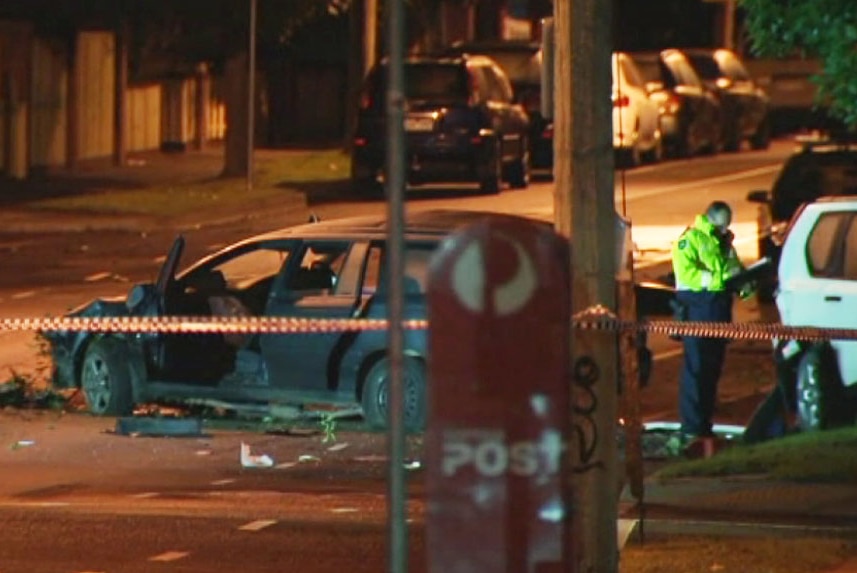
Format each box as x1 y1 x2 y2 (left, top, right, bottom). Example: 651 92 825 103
670 201 753 451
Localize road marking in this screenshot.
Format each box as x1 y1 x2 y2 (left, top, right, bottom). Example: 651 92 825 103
653 348 683 362
238 519 277 531
625 164 781 202
211 479 235 486
11 290 36 299
148 551 190 562
131 492 159 499
331 507 359 513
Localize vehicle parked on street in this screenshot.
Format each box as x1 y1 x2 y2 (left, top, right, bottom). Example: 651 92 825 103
772 197 857 431
45 210 674 430
682 47 770 152
631 49 721 158
612 51 663 167
352 54 531 195
441 41 553 171
747 134 857 300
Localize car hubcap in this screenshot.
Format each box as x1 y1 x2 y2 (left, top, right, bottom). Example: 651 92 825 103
798 362 821 429
82 354 112 414
376 371 421 424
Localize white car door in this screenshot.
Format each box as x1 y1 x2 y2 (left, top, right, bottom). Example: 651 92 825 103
782 210 857 385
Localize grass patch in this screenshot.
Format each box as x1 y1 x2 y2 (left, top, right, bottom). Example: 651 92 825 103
620 536 854 573
29 149 350 218
656 426 857 482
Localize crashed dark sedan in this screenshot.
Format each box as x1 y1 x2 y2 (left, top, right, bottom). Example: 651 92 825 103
45 210 674 430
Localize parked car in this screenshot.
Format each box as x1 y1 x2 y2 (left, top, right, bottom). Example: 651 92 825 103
772 196 857 431
352 54 531 195
630 49 721 158
682 47 771 152
746 133 857 300
612 51 663 167
441 41 553 171
45 210 674 430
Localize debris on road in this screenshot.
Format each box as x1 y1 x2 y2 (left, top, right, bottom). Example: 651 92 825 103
240 442 274 468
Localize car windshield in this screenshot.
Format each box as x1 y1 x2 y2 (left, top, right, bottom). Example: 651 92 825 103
772 151 857 221
687 54 721 80
479 50 541 85
633 58 661 84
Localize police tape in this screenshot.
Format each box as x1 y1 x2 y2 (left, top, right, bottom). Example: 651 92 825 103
7 308 857 343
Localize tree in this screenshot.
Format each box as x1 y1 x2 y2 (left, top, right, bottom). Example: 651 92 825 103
741 0 857 127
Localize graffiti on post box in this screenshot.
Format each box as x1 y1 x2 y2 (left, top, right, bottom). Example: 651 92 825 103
572 355 603 473
441 428 564 478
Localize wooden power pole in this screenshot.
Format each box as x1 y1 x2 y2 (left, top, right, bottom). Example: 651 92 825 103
553 0 620 571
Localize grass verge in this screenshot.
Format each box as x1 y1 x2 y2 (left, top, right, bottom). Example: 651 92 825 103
656 426 857 482
621 536 854 573
28 149 350 218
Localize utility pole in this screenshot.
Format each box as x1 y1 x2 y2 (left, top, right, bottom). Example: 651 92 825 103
246 0 257 192
553 0 619 571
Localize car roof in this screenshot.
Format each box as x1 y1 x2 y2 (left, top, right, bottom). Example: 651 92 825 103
243 209 553 244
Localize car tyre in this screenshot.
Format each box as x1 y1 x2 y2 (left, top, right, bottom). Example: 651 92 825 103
795 344 849 431
80 338 134 416
750 117 771 150
507 141 530 189
643 136 663 164
361 357 426 432
479 152 502 195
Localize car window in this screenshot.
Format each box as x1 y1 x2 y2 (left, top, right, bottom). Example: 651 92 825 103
480 50 540 85
367 63 469 107
205 246 290 291
673 57 701 87
479 64 509 102
375 242 436 295
285 242 351 294
843 217 857 280
716 51 750 81
806 212 848 277
362 245 383 296
688 54 721 80
491 64 515 102
772 153 857 221
619 56 644 89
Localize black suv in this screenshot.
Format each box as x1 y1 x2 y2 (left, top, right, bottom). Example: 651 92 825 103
682 48 771 152
352 55 531 195
441 41 552 171
747 134 857 300
45 210 674 430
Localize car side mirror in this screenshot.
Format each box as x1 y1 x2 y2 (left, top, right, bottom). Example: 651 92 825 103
746 190 771 204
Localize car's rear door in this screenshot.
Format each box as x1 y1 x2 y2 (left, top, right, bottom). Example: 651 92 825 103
261 240 370 395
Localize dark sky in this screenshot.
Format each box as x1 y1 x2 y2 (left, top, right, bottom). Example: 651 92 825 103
612 0 721 51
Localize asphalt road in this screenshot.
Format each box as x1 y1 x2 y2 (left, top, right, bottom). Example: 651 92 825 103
0 141 796 572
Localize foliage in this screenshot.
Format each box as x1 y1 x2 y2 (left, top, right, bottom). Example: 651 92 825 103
740 0 857 127
320 412 337 443
655 426 857 482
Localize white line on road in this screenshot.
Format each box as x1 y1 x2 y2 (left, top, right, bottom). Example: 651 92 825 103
330 507 359 514
653 348 683 362
624 164 781 202
211 479 236 486
131 492 159 499
238 519 277 531
148 551 190 562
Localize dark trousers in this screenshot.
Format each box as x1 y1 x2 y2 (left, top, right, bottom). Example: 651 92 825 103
677 290 732 437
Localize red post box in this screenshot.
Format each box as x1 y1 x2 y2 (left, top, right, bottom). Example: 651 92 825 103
425 215 573 573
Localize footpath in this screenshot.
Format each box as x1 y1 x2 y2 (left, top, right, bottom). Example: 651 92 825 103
0 146 856 571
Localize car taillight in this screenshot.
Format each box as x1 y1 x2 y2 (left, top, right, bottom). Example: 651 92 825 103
613 95 630 107
664 95 680 114
542 124 553 139
360 92 371 110
354 137 367 147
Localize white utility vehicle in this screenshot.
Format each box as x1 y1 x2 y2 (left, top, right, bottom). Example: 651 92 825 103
775 197 857 430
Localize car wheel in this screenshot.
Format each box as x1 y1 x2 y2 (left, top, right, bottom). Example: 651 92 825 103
479 150 502 195
643 136 663 164
361 357 426 432
80 338 134 416
750 117 771 150
352 177 384 199
795 344 848 431
507 140 530 189
722 124 741 153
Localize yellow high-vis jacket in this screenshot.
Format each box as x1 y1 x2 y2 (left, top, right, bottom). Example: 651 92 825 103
672 214 743 292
